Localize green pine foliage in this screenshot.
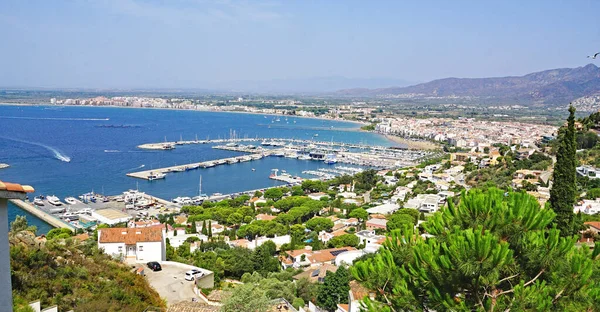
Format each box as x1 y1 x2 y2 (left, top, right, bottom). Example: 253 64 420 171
316 266 351 312
549 105 581 237
351 188 600 311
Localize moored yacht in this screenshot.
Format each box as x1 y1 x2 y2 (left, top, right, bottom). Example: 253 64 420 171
148 172 166 181
47 195 62 206
64 197 78 205
298 154 312 161
33 197 44 206
324 154 338 165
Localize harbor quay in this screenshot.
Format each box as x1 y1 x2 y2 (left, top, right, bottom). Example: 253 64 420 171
10 199 76 231
127 139 433 181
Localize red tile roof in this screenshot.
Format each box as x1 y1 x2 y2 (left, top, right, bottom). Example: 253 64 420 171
0 180 34 193
585 222 600 231
99 227 163 244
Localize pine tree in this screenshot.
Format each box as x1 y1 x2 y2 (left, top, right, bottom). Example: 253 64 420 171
208 221 213 238
352 188 599 311
317 266 350 311
190 221 197 234
549 105 580 236
201 220 207 235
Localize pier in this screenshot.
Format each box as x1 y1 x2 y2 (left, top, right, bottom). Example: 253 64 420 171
138 137 401 152
10 199 76 231
126 152 271 180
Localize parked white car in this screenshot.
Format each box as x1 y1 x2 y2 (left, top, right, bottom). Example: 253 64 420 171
184 269 203 281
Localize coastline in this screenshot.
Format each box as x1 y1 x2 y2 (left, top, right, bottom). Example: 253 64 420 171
0 102 367 128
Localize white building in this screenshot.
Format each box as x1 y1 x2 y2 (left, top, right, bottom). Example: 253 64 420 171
577 166 600 179
166 230 208 248
574 199 600 215
92 209 132 226
366 202 399 215
228 235 291 250
404 194 443 213
354 230 385 245
98 227 166 263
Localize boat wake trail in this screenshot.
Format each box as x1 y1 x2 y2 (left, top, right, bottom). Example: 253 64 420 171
125 164 145 171
0 136 71 162
104 150 121 153
0 116 109 121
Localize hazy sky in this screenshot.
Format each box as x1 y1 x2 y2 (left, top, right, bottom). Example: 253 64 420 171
1 0 599 89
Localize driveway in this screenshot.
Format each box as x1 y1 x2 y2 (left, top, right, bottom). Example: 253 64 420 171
143 263 197 306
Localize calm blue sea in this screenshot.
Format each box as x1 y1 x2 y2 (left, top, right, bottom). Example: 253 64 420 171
0 105 397 233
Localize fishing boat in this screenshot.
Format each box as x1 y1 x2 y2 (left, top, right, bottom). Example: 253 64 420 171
47 195 63 206
64 197 78 205
148 172 166 181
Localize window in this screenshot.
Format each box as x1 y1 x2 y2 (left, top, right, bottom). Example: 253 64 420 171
118 246 123 253
138 245 144 251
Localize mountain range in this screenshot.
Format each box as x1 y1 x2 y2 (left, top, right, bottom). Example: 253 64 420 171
336 64 600 105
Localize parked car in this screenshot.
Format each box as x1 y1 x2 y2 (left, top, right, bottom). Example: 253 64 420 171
147 261 162 271
184 269 203 281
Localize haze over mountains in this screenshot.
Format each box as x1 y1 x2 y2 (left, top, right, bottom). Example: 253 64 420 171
336 64 600 105
204 77 415 94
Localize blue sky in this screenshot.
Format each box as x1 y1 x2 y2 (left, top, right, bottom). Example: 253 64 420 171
0 0 599 89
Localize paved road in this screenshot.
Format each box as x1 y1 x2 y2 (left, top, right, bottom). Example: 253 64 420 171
144 263 197 306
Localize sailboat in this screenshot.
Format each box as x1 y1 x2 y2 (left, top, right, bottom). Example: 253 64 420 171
192 175 209 203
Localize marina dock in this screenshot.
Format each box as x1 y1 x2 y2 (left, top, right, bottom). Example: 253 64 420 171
126 152 271 180
10 199 76 231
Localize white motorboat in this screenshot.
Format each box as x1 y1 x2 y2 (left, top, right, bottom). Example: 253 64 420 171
148 172 166 181
298 155 312 160
47 195 62 206
33 197 44 206
76 208 92 215
65 197 78 205
273 151 286 157
172 197 192 204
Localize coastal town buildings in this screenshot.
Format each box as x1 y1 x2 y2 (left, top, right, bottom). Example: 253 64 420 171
375 117 556 147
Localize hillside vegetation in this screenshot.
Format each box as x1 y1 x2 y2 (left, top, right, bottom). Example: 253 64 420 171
10 227 165 312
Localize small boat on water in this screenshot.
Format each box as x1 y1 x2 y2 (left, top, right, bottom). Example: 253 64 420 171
172 167 186 172
65 197 78 205
252 168 256 171
47 195 62 206
298 155 312 161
